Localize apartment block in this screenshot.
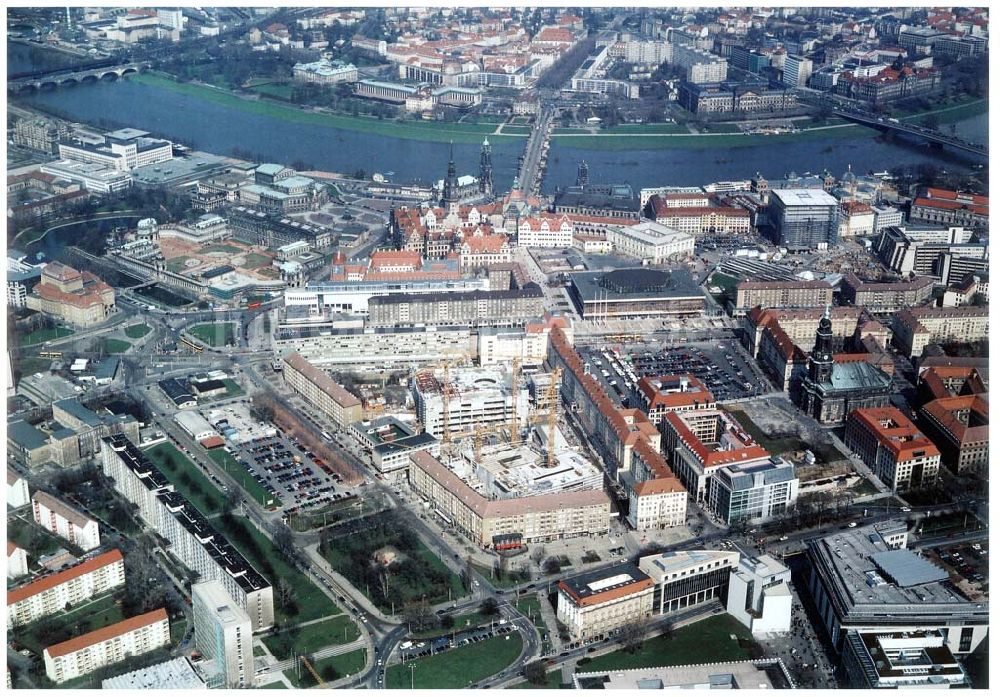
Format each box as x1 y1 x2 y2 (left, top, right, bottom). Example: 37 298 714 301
192 580 253 689
100 435 274 630
43 608 170 684
844 407 940 491
32 490 101 551
7 466 30 508
8 542 29 579
892 306 989 358
920 395 988 474
282 352 363 428
733 280 833 317
557 564 654 641
841 273 935 313
8 549 125 626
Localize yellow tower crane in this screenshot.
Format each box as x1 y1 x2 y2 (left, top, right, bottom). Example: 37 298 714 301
509 357 521 445
526 367 562 468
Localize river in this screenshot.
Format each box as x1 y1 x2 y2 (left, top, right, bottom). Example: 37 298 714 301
12 54 988 192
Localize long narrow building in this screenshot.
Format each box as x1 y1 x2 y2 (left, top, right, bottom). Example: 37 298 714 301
282 352 363 427
8 549 125 626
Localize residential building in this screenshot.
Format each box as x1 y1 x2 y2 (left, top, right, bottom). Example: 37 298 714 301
58 128 173 172
192 580 253 689
13 117 72 154
7 549 125 626
367 286 543 328
769 188 840 249
892 306 989 358
100 435 274 630
798 310 893 424
733 280 833 317
275 322 478 367
845 407 940 491
32 491 101 552
556 564 654 642
43 608 171 684
638 549 740 615
7 466 30 508
477 314 568 367
8 542 29 579
841 274 935 314
407 450 611 549
627 477 688 532
806 520 988 654
282 352 362 428
673 43 728 83
843 630 970 689
726 554 793 635
707 457 799 526
920 395 988 474
909 188 988 230
635 375 715 426
606 221 694 263
941 272 988 309
25 262 116 328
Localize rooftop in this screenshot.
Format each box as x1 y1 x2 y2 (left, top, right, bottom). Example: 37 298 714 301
570 268 703 301
102 657 205 690
45 608 167 659
8 549 123 605
559 563 653 607
771 188 839 207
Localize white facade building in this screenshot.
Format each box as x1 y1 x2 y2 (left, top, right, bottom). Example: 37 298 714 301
517 214 575 248
8 542 29 579
32 490 101 552
8 549 126 626
7 466 31 508
607 220 695 263
412 366 529 440
193 580 253 689
726 554 793 635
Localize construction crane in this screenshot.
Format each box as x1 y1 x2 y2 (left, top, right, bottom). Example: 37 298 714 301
441 359 452 445
300 655 327 688
509 357 521 445
527 367 562 468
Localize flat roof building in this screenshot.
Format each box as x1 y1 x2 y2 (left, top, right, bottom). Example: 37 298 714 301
606 220 695 264
769 188 839 249
843 629 969 689
568 268 705 320
283 352 363 428
192 580 253 689
573 659 791 689
102 657 205 690
805 520 988 655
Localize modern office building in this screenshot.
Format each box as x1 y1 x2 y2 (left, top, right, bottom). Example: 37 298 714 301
556 564 654 642
606 221 695 263
100 435 274 630
32 491 101 552
706 457 799 526
43 608 170 684
726 554 793 635
192 580 253 689
843 629 970 689
407 450 611 549
285 277 491 316
874 225 985 280
275 323 478 367
806 520 989 655
282 352 363 428
844 407 940 491
39 159 134 194
7 549 125 626
638 550 740 615
769 188 840 249
58 128 173 172
782 54 813 87
7 250 45 308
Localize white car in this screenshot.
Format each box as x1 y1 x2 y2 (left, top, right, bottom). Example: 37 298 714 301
900 507 911 513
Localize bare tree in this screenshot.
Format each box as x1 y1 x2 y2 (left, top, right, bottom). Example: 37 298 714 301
619 617 649 654
530 545 547 568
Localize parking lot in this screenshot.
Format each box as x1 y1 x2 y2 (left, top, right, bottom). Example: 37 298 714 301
930 541 988 597
398 622 516 662
577 337 771 405
227 429 354 517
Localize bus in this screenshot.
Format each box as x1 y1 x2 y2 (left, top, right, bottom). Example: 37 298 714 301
180 336 204 353
247 301 262 309
39 351 62 358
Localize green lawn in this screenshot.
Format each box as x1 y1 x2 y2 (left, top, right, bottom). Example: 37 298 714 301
13 592 125 655
725 409 840 463
604 123 689 134
144 442 227 514
19 326 74 346
386 633 523 689
500 126 533 135
102 338 131 354
259 681 287 689
583 615 752 673
515 595 548 638
285 648 367 687
15 356 54 377
412 611 496 639
124 323 152 339
216 514 340 623
206 449 278 509
707 272 739 296
202 243 245 254
165 256 192 273
250 82 294 100
241 252 273 269
135 73 525 144
222 378 245 398
8 518 65 558
189 322 236 347
262 615 360 660
471 562 528 589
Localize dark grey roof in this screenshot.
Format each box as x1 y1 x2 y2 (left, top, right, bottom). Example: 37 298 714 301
570 268 702 301
8 420 49 450
871 549 949 588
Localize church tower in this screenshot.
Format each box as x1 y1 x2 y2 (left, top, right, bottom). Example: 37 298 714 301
441 141 458 211
479 137 493 200
808 306 834 384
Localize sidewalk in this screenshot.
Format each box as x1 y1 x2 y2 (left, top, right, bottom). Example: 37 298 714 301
535 592 564 652
304 543 395 624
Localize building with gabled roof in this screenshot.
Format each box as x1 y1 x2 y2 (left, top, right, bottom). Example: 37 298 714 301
919 395 988 474
32 490 101 552
845 407 940 491
8 549 125 626
635 375 715 425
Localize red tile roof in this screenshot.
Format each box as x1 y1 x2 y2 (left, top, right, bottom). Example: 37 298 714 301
921 395 989 446
8 549 122 605
44 608 168 659
848 407 940 462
